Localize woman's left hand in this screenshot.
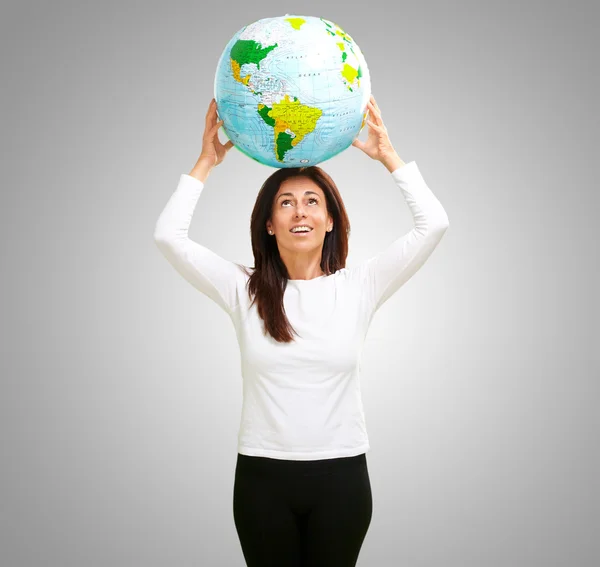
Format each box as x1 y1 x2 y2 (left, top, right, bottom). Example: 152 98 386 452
352 95 402 168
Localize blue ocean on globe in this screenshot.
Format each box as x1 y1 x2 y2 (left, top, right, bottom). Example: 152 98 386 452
213 14 371 168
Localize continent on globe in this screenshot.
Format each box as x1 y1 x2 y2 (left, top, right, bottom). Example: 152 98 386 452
214 14 371 167
230 40 278 86
323 17 363 91
258 95 323 162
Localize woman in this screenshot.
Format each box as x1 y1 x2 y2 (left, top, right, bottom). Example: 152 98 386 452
154 95 449 566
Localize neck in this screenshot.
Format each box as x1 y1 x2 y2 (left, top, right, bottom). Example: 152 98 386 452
278 247 325 281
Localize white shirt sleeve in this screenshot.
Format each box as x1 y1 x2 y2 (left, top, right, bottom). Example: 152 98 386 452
153 173 243 316
360 161 450 314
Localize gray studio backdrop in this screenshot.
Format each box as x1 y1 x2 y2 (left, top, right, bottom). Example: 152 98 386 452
1 1 598 566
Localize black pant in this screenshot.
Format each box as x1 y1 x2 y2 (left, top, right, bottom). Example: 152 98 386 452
233 452 372 567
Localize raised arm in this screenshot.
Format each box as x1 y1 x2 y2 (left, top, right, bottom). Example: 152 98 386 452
153 99 240 316
361 161 449 313
352 95 450 314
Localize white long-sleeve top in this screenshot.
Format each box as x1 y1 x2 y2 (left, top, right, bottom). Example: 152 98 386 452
154 161 449 460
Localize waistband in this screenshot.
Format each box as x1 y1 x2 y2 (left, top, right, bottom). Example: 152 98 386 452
236 451 367 475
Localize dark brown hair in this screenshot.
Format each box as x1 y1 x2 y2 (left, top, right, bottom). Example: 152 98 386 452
237 166 351 343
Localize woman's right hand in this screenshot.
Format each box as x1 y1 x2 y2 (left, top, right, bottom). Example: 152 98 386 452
198 98 234 167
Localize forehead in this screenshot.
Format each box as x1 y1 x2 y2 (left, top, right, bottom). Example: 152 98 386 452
275 177 323 199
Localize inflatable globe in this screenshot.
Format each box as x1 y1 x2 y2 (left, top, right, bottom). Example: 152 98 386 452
213 14 371 168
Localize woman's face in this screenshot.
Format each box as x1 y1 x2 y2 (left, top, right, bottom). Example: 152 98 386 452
266 176 333 248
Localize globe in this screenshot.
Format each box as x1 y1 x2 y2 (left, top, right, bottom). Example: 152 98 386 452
213 14 371 168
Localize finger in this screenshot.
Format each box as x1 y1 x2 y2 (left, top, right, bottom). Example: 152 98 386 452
206 98 215 119
206 99 217 126
369 99 382 125
205 119 223 140
224 140 234 150
370 94 381 114
366 119 384 132
368 104 385 130
212 120 233 148
367 100 378 118
367 101 382 125
211 119 224 134
206 111 216 130
352 138 365 150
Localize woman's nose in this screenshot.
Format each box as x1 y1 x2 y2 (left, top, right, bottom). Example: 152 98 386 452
294 206 307 216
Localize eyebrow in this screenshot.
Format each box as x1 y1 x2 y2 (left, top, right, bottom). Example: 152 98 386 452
276 191 320 201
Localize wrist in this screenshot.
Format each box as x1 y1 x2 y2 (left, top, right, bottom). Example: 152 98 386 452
189 157 214 183
381 152 405 173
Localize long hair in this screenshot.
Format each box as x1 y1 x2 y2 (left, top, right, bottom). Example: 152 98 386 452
237 166 351 343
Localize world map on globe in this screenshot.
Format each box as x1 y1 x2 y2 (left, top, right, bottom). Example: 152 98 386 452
214 15 371 167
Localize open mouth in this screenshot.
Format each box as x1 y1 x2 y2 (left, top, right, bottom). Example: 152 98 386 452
290 227 313 236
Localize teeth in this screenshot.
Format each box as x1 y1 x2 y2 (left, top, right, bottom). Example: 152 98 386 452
291 227 311 232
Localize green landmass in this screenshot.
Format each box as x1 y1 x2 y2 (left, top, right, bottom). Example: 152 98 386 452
230 39 278 69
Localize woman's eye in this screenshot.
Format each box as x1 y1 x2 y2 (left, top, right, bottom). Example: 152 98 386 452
282 198 318 206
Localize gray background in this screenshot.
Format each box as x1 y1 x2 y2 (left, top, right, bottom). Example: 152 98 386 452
1 0 598 565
